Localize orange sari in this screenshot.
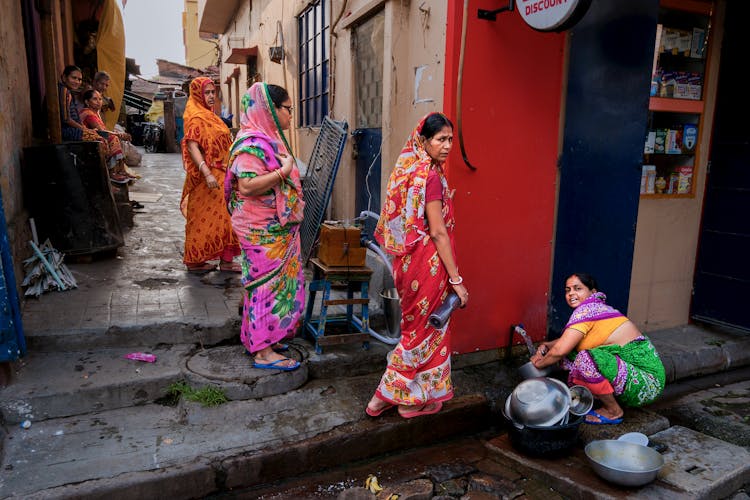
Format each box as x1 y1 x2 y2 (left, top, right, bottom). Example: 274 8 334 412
180 77 239 265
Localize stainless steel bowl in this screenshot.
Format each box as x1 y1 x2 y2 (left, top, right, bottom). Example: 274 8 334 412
569 385 594 415
585 439 664 487
508 377 570 427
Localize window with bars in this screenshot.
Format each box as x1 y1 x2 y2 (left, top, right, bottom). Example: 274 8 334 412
298 1 329 127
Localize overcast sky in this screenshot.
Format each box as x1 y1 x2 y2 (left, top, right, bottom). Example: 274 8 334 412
122 0 185 78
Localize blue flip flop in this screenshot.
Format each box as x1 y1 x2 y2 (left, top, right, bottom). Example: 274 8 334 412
585 409 623 425
245 343 289 356
252 358 300 371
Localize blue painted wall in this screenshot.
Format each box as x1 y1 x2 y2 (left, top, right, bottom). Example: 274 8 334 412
549 0 659 336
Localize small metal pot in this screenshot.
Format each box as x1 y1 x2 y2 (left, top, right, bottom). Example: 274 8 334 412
585 439 664 487
518 361 552 380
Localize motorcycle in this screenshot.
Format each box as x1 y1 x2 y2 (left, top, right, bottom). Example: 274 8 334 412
141 122 165 153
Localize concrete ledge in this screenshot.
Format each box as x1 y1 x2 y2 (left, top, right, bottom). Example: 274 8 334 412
649 324 750 382
183 345 309 400
23 321 239 352
220 394 492 491
0 346 192 423
486 425 750 500
12 458 217 500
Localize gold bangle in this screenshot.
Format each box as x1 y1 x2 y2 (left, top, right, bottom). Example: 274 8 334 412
275 170 285 183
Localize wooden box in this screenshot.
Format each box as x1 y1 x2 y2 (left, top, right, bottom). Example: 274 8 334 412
318 223 367 267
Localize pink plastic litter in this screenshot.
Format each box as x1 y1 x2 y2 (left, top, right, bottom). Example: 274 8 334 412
124 352 157 363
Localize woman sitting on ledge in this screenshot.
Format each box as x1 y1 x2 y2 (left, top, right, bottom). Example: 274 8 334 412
80 89 135 183
58 65 101 144
530 272 666 425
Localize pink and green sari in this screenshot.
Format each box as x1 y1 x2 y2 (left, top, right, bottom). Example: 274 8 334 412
563 292 666 407
224 83 305 354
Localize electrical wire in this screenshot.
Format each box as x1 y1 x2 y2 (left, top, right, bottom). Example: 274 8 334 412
457 0 477 170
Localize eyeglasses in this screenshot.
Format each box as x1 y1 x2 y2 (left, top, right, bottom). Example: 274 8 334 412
280 104 293 113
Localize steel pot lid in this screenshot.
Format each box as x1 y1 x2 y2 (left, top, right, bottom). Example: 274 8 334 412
509 377 570 427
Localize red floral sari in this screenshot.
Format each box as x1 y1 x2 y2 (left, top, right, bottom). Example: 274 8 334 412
372 114 455 407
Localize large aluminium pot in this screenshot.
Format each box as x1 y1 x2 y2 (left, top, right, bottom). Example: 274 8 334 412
502 403 582 457
585 439 665 487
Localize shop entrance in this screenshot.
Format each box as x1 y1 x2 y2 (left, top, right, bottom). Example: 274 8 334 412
692 1 750 332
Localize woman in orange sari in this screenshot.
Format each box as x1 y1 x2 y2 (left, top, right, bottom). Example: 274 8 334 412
366 113 469 419
181 77 240 272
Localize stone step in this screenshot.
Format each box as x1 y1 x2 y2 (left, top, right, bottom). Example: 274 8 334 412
0 375 493 499
0 339 394 425
487 425 750 499
0 345 191 424
22 288 391 354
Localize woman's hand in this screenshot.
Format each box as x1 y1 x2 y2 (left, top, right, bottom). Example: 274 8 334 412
204 171 219 189
452 282 468 307
275 153 295 178
530 349 546 367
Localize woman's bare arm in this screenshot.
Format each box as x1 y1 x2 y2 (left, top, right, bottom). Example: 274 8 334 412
425 199 468 306
530 328 583 368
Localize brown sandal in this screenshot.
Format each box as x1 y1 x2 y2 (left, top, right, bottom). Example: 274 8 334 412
219 261 242 272
187 263 216 273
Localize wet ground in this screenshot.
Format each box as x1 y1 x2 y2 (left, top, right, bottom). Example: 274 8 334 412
208 367 750 500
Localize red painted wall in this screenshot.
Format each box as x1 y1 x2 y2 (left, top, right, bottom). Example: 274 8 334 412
444 0 566 353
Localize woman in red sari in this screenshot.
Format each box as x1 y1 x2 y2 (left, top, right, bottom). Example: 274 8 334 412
366 113 469 419
180 76 240 272
80 89 133 182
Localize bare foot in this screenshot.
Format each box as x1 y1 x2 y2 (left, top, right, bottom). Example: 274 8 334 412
398 402 443 418
254 352 296 367
585 408 623 424
366 396 395 417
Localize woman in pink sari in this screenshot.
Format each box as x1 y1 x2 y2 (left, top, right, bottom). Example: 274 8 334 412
366 113 469 418
224 83 304 371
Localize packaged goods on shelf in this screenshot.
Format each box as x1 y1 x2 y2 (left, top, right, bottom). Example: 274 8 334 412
682 124 698 151
673 72 703 100
667 128 683 154
668 173 679 194
654 129 667 153
691 27 706 59
641 165 657 194
677 166 693 194
660 71 676 97
661 27 692 56
644 131 656 154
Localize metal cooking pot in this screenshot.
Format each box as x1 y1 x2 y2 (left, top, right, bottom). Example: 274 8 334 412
585 439 665 487
502 402 582 457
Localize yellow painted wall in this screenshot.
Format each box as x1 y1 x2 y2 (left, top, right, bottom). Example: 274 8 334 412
183 0 218 69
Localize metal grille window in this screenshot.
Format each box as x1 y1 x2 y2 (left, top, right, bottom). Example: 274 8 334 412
298 1 329 127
